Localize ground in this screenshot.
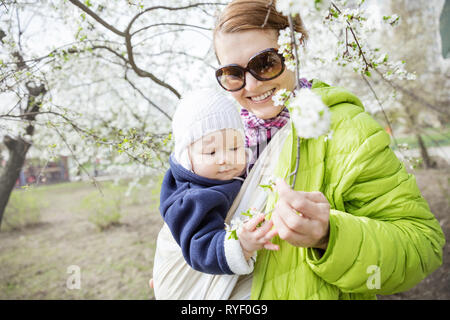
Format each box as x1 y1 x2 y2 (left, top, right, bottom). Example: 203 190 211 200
0 167 448 300
0 179 164 299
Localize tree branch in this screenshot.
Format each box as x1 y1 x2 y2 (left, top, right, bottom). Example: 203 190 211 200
68 0 182 99
131 22 211 37
375 69 450 117
123 32 181 98
124 72 172 121
67 0 125 37
126 2 226 34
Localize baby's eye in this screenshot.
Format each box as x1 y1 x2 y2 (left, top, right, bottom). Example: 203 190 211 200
204 151 215 155
230 146 240 151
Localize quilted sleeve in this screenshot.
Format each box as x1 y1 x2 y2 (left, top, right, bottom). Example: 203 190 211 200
306 108 445 295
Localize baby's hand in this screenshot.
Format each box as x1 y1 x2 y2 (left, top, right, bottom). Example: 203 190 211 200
238 213 279 261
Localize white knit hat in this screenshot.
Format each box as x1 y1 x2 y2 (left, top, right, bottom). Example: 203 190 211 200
172 88 245 171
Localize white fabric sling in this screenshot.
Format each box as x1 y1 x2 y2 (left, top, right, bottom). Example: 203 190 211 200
153 122 291 300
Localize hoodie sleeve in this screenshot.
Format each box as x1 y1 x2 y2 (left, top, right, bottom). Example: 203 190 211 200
159 170 252 275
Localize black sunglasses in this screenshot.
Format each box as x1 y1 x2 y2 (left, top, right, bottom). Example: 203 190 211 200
215 48 285 92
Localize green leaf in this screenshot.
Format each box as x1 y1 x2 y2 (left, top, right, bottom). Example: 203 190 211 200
241 211 253 218
227 230 238 240
259 183 274 192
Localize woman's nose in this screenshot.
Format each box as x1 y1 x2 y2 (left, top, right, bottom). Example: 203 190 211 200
244 72 262 92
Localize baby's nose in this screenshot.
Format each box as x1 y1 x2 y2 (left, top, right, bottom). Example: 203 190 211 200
216 151 226 164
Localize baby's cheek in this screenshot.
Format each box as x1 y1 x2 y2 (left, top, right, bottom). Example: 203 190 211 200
235 149 247 168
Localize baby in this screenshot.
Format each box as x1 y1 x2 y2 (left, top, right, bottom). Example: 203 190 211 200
158 88 278 276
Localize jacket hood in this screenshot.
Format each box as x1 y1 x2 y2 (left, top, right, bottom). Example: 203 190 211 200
311 79 365 112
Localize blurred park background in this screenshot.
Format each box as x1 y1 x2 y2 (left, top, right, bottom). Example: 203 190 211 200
0 0 449 299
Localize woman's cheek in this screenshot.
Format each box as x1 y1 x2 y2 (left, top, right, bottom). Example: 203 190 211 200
230 91 243 105
281 69 296 91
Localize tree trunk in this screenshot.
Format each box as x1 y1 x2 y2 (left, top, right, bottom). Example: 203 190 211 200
0 29 47 228
402 103 436 169
0 136 31 228
416 133 437 169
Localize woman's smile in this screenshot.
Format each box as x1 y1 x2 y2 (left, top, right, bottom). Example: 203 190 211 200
247 88 276 103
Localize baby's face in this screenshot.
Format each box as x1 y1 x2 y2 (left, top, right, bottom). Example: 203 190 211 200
189 129 246 180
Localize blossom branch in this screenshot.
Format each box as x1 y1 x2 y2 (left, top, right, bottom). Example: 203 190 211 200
68 0 182 99
330 2 372 71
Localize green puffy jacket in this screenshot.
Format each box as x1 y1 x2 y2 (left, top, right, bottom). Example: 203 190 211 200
251 80 445 300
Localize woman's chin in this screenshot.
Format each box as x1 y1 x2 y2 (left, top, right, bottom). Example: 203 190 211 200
247 102 283 120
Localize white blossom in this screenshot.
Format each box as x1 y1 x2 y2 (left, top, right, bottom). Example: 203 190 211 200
285 59 298 72
0 0 429 186
288 89 331 139
224 207 263 240
275 0 303 17
272 88 291 106
277 27 303 72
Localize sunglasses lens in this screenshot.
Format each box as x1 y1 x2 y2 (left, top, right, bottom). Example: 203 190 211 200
248 50 283 80
216 66 245 91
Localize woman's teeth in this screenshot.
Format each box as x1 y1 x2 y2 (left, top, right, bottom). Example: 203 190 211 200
250 89 275 102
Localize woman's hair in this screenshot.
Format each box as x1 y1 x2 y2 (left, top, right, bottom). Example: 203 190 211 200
213 0 309 59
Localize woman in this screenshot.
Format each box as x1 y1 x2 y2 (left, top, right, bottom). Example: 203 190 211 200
214 0 444 300
152 0 445 300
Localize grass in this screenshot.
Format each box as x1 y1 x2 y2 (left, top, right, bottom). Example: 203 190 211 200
391 126 450 150
1 191 46 231
0 174 164 299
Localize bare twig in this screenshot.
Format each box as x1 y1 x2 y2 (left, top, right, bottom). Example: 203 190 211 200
67 0 125 36
360 74 400 148
288 15 301 88
124 72 172 121
262 0 274 28
375 69 450 117
50 120 104 195
131 22 211 36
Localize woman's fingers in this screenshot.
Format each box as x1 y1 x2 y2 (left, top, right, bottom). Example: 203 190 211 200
271 202 296 239
149 278 154 289
307 191 328 203
275 179 329 221
275 198 313 234
275 178 327 204
263 242 279 251
272 199 320 247
270 179 331 249
264 227 278 241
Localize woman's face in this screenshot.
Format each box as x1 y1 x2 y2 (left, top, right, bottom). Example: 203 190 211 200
215 29 296 120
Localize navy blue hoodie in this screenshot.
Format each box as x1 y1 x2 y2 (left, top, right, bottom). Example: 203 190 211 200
159 155 243 275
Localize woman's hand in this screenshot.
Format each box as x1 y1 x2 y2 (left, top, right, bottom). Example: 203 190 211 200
238 213 279 260
271 179 330 250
